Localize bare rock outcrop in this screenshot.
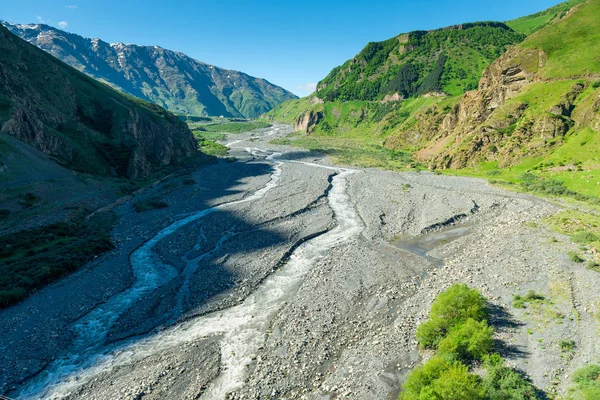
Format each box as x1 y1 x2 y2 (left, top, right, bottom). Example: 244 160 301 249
295 110 324 134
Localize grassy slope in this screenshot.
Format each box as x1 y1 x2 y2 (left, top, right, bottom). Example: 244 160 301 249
316 23 524 102
506 0 586 35
441 0 600 202
268 1 600 204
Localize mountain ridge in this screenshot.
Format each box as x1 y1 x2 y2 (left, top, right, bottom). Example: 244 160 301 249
0 24 199 178
2 22 297 119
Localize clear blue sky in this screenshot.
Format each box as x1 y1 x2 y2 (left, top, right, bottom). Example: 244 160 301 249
1 0 563 96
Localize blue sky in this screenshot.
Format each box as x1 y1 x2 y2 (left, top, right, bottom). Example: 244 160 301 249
2 0 564 96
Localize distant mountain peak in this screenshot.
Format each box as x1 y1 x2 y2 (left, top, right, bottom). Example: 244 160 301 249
2 21 296 118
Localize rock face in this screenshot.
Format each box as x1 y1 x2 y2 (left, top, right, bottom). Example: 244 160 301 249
0 25 198 178
295 110 323 134
415 44 586 169
2 22 297 119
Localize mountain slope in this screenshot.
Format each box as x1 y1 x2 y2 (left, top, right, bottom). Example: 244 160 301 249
315 22 525 102
0 24 198 178
506 0 586 35
419 0 600 170
2 22 297 119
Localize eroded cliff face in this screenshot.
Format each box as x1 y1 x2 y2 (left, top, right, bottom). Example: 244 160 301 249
415 43 595 169
295 110 324 134
0 25 197 178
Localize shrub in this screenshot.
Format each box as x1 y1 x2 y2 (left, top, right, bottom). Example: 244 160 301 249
401 356 450 400
523 290 545 302
0 209 10 219
560 339 576 352
430 362 484 400
481 354 541 399
438 318 494 361
568 251 585 263
417 284 489 348
568 364 600 399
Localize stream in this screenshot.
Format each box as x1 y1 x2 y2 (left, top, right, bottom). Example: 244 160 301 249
16 147 364 400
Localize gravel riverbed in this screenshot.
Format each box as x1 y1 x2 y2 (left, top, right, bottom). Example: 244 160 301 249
1 125 598 399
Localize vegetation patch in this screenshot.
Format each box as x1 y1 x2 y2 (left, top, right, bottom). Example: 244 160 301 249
566 363 600 399
271 134 414 171
201 121 271 134
0 212 116 307
400 284 542 399
133 197 169 213
512 290 546 309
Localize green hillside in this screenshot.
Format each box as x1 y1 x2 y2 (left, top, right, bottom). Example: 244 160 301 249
266 0 600 204
316 22 525 101
506 0 586 35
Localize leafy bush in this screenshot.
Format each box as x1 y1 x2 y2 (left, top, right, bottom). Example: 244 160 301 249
481 353 541 399
417 284 489 348
400 357 484 400
401 356 451 399
568 364 600 399
0 209 10 219
437 318 494 361
560 339 576 352
429 362 484 400
568 251 585 263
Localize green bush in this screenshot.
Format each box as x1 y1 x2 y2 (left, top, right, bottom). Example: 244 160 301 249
417 284 489 348
400 358 484 400
568 364 600 399
568 251 585 263
0 209 10 219
481 354 541 399
431 362 484 400
560 339 576 352
401 356 450 400
438 318 494 361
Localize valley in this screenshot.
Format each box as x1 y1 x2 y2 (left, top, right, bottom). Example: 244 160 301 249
2 0 600 398
1 125 598 399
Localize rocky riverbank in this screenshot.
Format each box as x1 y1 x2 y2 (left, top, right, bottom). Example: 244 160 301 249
1 125 598 400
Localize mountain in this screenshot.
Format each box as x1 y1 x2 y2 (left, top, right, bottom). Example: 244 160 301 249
418 0 600 170
0 24 198 178
2 22 297 119
267 0 599 192
315 22 525 102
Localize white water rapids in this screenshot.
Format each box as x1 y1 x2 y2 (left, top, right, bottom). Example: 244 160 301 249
16 146 363 399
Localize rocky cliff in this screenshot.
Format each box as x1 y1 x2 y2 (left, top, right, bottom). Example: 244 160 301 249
0 25 198 178
414 0 600 169
2 22 297 119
